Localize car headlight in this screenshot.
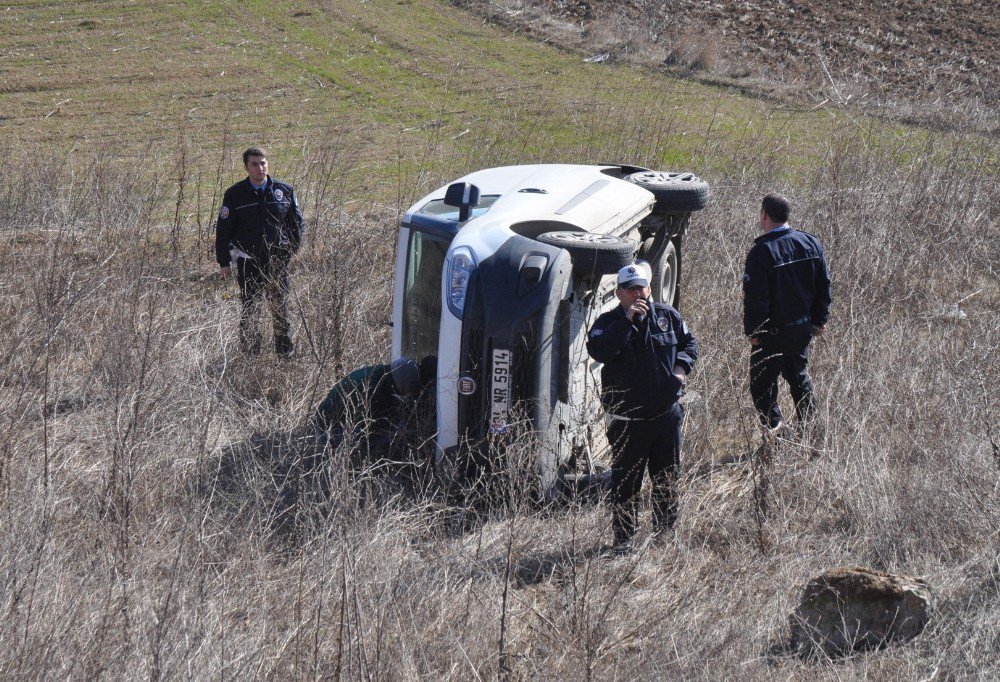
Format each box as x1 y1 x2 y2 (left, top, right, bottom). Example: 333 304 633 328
447 246 477 318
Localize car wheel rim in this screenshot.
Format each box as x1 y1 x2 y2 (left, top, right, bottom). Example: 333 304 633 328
548 232 618 245
632 171 696 186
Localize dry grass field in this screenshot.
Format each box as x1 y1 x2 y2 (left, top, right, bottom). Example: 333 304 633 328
1 0 998 679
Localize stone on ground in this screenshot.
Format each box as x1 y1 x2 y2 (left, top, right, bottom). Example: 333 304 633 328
790 566 933 656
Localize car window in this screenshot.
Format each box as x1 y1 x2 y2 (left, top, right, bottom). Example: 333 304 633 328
417 194 500 221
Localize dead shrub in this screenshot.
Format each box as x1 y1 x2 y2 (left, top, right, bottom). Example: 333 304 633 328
665 31 720 73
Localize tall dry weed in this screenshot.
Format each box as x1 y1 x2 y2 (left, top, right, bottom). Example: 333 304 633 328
0 118 996 678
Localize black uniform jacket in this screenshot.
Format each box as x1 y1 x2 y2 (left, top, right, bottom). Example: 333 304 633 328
587 302 698 419
215 176 303 267
743 226 831 337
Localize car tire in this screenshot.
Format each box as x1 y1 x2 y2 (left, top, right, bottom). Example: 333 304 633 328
537 231 637 277
639 236 681 308
626 170 710 213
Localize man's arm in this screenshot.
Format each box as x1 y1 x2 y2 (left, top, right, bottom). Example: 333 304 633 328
586 314 633 364
811 243 832 329
673 314 698 378
743 247 771 340
285 186 304 253
215 187 235 271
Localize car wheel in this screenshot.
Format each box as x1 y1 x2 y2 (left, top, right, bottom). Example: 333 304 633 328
626 170 710 213
640 237 681 307
537 231 637 277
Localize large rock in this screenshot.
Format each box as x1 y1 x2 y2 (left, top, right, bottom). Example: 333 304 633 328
790 566 933 656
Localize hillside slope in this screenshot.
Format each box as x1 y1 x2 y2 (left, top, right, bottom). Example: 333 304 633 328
1 0 916 174
2 0 716 155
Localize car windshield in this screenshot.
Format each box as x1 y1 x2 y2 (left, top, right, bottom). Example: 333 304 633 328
417 194 501 221
402 230 450 362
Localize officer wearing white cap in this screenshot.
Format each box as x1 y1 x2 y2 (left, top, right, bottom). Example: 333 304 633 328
586 261 699 552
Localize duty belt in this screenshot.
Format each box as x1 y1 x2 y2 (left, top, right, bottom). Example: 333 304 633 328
607 411 676 421
768 316 811 335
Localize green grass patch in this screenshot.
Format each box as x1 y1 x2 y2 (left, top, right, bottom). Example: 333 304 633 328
0 0 989 203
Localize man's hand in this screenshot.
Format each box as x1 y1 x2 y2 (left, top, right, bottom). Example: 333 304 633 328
219 266 231 279
625 298 649 323
673 365 686 384
813 323 827 336
749 335 761 346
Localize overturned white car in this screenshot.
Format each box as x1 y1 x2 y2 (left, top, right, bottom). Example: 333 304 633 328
390 164 709 496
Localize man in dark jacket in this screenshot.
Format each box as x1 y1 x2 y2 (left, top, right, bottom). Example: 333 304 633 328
743 193 831 433
587 262 699 552
314 358 419 434
216 147 303 356
311 357 422 466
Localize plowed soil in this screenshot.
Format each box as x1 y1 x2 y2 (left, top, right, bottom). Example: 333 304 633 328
462 0 998 127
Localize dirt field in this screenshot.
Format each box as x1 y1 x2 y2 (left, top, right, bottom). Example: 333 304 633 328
463 0 998 128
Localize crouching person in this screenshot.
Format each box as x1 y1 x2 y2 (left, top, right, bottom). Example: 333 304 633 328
311 357 422 474
586 263 699 554
265 358 422 526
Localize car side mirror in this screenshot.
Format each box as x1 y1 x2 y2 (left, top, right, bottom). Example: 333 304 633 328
443 182 481 222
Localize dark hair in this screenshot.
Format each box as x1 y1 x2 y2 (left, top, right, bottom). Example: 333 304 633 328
761 193 790 224
418 355 438 387
242 147 267 165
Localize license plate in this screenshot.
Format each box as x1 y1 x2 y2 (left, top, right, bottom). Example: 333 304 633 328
489 348 511 433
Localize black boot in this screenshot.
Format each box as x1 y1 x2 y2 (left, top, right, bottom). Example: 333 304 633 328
650 471 678 536
275 336 295 358
611 501 638 555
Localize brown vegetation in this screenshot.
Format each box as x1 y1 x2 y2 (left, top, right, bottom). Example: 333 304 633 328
0 114 996 677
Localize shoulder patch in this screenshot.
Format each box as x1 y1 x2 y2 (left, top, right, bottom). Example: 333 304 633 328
743 272 750 282
219 206 230 220
589 328 604 338
273 188 284 201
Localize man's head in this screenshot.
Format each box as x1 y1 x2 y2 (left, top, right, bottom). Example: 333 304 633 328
615 262 651 308
243 147 268 186
389 357 420 396
760 193 790 230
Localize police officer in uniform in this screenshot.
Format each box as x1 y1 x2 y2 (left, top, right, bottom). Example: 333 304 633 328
216 147 303 356
587 262 699 552
743 193 831 432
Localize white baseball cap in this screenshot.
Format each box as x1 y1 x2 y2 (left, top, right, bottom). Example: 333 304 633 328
617 262 650 288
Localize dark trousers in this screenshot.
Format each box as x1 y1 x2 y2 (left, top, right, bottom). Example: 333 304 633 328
749 324 814 428
236 255 293 354
607 402 683 542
